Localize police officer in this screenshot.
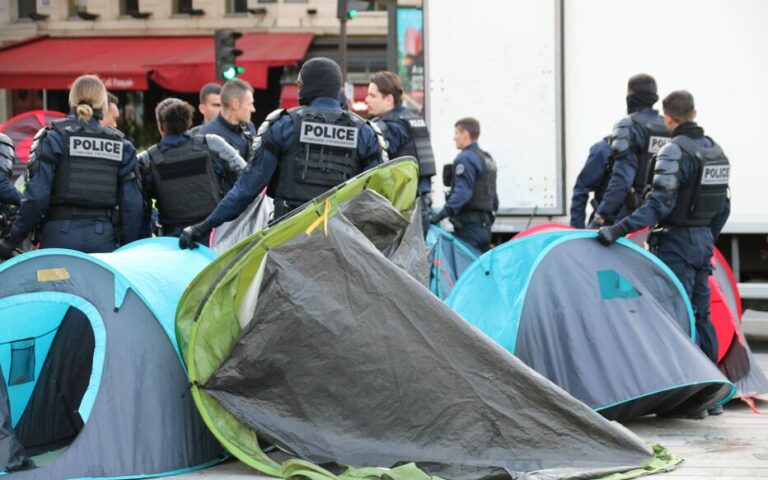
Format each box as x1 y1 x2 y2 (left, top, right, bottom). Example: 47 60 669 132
365 71 436 235
589 74 671 228
431 117 498 253
196 78 256 160
0 134 22 208
138 98 246 237
570 138 611 228
0 74 143 257
597 91 730 374
178 57 387 249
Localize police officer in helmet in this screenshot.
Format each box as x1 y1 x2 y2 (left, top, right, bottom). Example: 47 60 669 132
589 74 670 228
0 74 143 258
179 57 386 249
196 79 256 161
138 98 246 237
366 71 436 235
597 91 730 382
431 117 498 253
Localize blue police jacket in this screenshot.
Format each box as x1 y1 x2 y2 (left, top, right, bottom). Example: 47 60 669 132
596 107 663 221
9 116 143 245
197 113 256 160
0 177 21 205
570 138 610 228
204 97 383 228
440 143 498 218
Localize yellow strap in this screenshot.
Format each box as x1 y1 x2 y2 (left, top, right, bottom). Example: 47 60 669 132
305 198 332 236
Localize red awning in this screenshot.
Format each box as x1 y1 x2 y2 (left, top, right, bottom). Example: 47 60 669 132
280 84 370 112
0 34 313 92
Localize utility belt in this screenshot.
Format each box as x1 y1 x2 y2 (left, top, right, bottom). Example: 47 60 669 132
451 210 495 228
647 227 668 255
48 205 118 225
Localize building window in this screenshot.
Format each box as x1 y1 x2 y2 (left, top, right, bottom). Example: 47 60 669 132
121 0 140 15
174 0 193 14
18 0 37 19
227 0 248 13
68 0 88 17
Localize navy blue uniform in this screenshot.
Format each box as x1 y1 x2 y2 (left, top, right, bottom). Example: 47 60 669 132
439 143 498 253
0 177 21 206
8 116 143 252
205 97 383 228
570 138 610 228
596 107 665 223
197 113 256 161
612 122 729 361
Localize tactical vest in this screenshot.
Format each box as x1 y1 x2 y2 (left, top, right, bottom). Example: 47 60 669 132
148 135 221 226
49 118 123 217
453 149 497 223
630 109 671 190
664 136 730 227
380 109 436 177
268 107 363 206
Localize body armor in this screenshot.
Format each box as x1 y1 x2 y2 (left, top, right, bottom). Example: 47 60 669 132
453 149 497 224
379 109 436 177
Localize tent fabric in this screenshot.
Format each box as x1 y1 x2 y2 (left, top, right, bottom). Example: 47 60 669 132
177 159 681 480
0 34 313 92
425 226 478 300
0 110 66 171
211 194 274 253
446 230 735 421
0 238 223 479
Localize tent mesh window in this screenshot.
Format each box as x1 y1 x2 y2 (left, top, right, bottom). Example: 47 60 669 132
9 339 34 386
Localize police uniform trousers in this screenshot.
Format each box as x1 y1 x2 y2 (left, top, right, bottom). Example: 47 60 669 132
455 221 492 254
40 218 118 253
653 226 719 363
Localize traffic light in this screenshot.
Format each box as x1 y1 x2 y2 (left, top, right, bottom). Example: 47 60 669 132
337 0 372 21
214 29 243 81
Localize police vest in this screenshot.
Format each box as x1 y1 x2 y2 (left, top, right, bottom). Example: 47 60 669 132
268 107 363 205
664 136 730 227
379 109 436 177
148 135 221 226
453 149 497 222
630 109 671 190
50 118 123 215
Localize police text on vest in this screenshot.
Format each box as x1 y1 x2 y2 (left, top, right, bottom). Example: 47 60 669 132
70 136 123 162
648 136 671 154
300 122 357 149
701 165 730 185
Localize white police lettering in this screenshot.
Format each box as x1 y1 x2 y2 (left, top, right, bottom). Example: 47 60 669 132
300 121 357 149
408 119 426 129
701 165 730 185
648 136 671 154
69 136 123 162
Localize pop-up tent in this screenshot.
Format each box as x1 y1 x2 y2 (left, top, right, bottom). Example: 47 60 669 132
447 229 735 421
426 225 479 299
176 159 681 480
0 110 66 178
0 238 224 479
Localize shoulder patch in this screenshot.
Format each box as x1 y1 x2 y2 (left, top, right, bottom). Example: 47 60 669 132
455 163 465 176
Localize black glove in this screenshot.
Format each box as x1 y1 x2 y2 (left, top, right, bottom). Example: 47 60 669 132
0 238 17 260
179 222 212 250
430 210 448 225
586 216 605 230
597 223 628 246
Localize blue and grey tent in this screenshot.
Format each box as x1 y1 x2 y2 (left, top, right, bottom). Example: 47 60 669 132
426 225 479 300
0 238 224 479
446 229 735 421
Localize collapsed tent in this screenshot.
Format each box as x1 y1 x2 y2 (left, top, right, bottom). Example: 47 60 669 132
426 225 479 299
210 193 274 253
446 229 735 421
0 238 224 479
176 158 680 480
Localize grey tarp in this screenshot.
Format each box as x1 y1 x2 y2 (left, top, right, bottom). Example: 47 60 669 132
202 201 656 480
211 194 274 253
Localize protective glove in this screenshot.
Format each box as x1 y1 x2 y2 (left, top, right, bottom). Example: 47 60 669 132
587 216 605 230
430 210 448 225
0 238 18 260
596 223 628 246
178 222 212 250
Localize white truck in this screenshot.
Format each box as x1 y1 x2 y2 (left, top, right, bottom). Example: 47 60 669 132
424 0 768 305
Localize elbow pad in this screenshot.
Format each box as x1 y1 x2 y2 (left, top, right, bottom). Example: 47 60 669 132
367 120 390 163
206 134 246 174
610 117 632 159
651 143 682 191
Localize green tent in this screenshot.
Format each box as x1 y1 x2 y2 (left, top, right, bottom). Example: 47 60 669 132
175 158 680 480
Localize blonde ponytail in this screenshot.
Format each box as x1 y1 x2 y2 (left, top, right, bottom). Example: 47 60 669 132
68 75 107 123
